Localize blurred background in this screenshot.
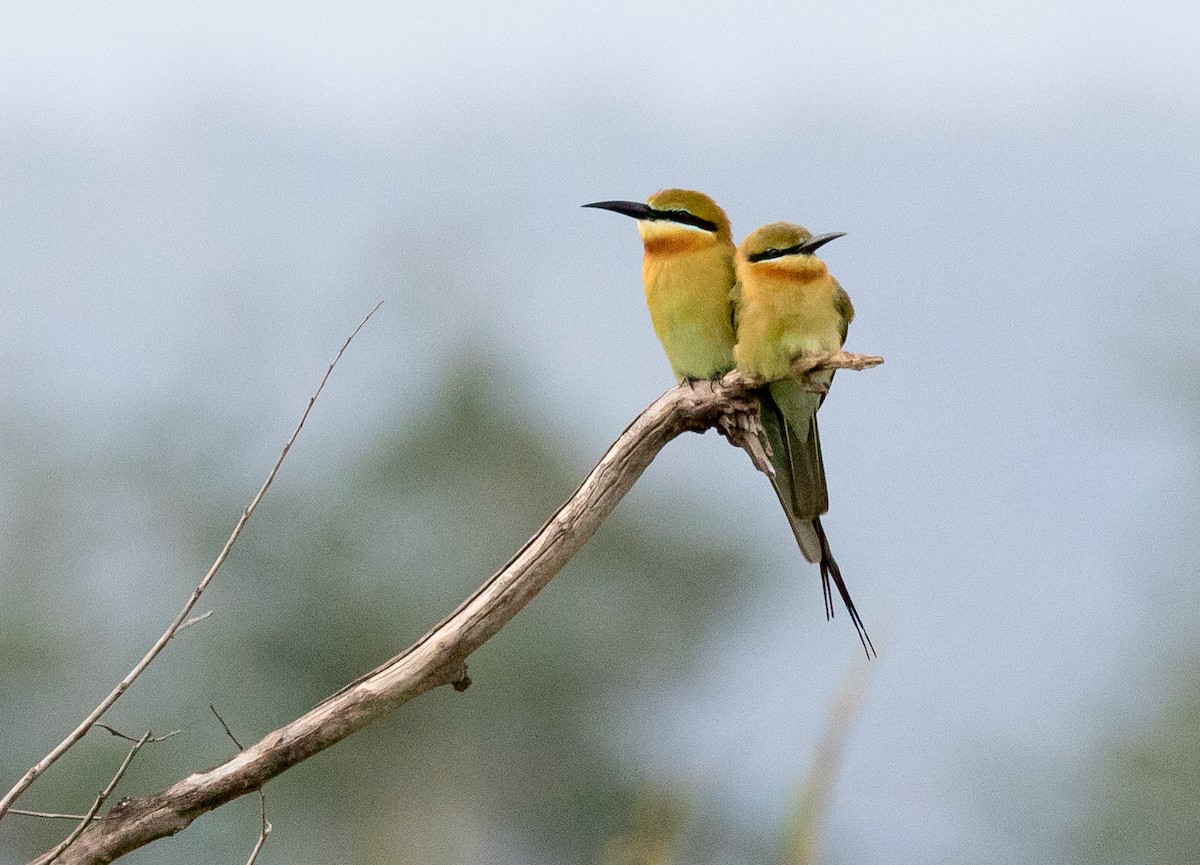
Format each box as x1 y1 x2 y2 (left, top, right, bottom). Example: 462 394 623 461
2 2 1199 862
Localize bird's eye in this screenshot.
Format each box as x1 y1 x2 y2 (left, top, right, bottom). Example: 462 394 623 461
658 209 719 232
762 248 779 257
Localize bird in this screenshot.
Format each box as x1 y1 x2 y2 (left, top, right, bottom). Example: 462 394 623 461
733 221 874 657
585 195 872 655
582 189 736 382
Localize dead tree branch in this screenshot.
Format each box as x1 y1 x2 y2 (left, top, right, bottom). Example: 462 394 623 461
0 301 383 821
26 351 880 865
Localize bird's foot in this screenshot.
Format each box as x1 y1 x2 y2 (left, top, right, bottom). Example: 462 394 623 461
800 373 830 395
679 375 717 392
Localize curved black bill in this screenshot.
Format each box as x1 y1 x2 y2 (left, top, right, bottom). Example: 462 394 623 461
582 200 655 220
795 231 847 255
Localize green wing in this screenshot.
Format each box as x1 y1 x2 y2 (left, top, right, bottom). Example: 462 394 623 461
759 380 828 564
728 279 743 336
768 378 828 517
832 278 854 345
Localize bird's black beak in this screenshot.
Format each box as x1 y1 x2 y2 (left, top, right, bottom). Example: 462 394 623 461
582 200 655 220
796 232 847 255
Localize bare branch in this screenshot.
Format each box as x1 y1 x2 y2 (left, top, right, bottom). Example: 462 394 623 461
27 350 879 865
0 301 384 821
42 732 152 864
7 810 104 822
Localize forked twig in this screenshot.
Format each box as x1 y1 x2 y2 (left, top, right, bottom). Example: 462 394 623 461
42 732 153 864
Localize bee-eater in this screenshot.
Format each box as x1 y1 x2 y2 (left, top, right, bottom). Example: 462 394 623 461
733 222 874 657
584 196 871 654
583 189 736 382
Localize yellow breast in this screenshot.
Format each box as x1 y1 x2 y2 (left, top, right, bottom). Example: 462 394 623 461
734 270 843 381
640 234 736 380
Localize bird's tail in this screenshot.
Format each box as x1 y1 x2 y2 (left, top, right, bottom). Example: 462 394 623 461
813 516 876 659
759 389 875 658
759 388 828 563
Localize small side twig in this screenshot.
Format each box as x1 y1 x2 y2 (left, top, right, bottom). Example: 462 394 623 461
0 301 384 822
92 726 179 745
210 706 272 865
209 705 244 751
244 799 272 865
7 810 104 822
175 610 214 635
42 731 153 864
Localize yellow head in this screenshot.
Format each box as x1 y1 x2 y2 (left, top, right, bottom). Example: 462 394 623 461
583 188 733 254
736 221 845 280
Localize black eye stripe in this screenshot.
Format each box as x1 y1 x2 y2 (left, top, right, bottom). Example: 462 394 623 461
748 243 805 263
645 208 720 233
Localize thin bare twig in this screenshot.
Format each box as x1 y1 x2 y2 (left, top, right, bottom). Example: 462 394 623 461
91 726 179 745
175 610 214 635
7 810 103 822
209 705 271 865
28 350 879 865
208 705 245 751
245 795 272 865
0 301 384 822
42 731 152 864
